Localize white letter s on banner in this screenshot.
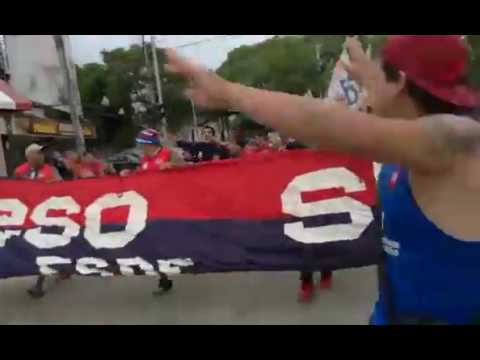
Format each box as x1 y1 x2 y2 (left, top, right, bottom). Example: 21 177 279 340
281 168 373 244
24 197 81 249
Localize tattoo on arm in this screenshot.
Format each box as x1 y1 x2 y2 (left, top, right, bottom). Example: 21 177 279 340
422 115 480 156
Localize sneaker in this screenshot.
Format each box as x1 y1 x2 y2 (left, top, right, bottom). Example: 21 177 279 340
298 280 314 303
27 287 45 299
153 277 173 296
319 272 333 290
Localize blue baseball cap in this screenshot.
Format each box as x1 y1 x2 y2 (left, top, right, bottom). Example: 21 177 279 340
136 128 161 145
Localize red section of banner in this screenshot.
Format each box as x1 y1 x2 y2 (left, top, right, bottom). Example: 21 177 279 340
0 150 377 227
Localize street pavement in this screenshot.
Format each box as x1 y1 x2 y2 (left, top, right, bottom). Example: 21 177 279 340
0 266 377 325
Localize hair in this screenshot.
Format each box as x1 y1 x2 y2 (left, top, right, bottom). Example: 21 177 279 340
202 125 216 136
382 62 474 117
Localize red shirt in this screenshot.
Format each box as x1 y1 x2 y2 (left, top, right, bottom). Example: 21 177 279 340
241 146 276 158
14 163 59 183
138 147 171 172
68 159 105 179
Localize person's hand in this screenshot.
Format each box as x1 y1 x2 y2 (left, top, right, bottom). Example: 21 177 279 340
105 164 117 175
159 162 173 171
119 169 131 177
340 36 380 90
165 49 234 110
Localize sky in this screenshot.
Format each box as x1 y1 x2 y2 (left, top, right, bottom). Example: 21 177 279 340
70 35 275 70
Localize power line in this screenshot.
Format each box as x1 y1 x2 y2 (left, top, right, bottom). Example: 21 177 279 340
156 35 238 50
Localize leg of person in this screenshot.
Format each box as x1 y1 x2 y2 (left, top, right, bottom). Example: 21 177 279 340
298 271 314 303
56 271 72 282
319 270 333 290
27 275 46 299
153 272 173 296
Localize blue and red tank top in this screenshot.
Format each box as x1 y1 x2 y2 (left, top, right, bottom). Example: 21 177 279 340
372 164 480 325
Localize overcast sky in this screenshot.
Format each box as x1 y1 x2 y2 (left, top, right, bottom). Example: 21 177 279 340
70 35 274 70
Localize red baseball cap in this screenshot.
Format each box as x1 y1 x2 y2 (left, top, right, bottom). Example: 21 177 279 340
382 35 480 108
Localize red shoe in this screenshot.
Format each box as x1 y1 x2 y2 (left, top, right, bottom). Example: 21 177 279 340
298 280 314 303
319 272 333 290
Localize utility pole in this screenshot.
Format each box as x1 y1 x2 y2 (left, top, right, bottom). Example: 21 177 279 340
0 35 8 79
151 35 167 136
53 35 85 154
315 43 321 63
141 35 151 70
140 35 155 105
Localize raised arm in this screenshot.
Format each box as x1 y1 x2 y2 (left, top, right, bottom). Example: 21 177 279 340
165 48 476 174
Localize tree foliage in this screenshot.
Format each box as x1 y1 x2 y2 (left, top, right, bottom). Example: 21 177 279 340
76 44 193 149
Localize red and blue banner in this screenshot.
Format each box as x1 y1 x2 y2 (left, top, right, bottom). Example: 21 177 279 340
0 150 381 279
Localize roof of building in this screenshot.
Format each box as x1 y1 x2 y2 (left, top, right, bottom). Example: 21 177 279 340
0 79 32 111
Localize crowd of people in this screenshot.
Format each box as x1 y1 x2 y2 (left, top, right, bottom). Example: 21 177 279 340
13 123 333 302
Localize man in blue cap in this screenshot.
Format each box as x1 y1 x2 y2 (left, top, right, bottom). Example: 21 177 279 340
123 128 174 294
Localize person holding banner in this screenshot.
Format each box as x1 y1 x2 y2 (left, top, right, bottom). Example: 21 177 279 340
15 144 61 182
15 143 66 298
176 125 230 163
65 151 109 179
165 36 480 324
281 137 335 302
123 128 174 294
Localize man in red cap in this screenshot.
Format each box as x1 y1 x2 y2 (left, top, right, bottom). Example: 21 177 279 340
165 36 480 324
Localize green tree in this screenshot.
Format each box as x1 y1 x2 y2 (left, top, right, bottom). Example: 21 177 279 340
77 63 107 106
77 44 193 149
218 36 326 95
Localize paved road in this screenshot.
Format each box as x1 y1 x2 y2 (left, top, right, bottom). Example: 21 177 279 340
0 267 377 325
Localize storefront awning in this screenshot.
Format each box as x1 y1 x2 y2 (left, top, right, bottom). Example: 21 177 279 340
0 79 33 111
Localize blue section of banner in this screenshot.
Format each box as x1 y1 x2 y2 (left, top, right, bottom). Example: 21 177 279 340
0 210 382 279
